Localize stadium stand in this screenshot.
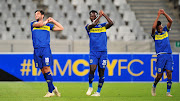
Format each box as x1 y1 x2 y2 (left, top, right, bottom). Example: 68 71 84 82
127 0 180 41
0 0 179 52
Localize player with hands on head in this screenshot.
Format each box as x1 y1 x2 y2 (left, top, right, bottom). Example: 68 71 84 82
151 9 173 97
30 10 64 97
85 10 113 97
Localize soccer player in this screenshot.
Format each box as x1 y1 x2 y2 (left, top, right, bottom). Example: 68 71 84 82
151 9 173 97
30 10 64 97
85 10 113 96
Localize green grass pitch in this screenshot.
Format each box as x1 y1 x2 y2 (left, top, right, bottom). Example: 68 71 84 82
0 82 179 101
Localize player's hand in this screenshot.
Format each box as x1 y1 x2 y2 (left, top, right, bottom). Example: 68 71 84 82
158 9 162 16
99 10 103 17
101 10 104 16
48 17 55 23
160 9 165 15
43 19 49 25
45 19 49 23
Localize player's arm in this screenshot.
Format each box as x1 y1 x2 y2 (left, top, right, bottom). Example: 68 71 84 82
161 9 173 29
87 11 103 30
33 19 49 27
48 17 64 31
152 10 161 35
102 11 114 29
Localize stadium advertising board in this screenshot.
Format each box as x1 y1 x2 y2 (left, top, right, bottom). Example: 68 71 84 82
0 53 179 82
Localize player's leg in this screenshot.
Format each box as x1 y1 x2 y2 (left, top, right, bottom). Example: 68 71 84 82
152 54 165 96
43 66 55 92
91 51 107 96
97 66 105 94
42 47 60 97
151 73 163 96
153 73 163 88
33 49 54 97
86 52 98 96
165 54 173 97
91 65 106 97
89 64 97 87
43 67 60 97
41 66 56 97
166 70 172 97
86 65 97 95
42 67 60 97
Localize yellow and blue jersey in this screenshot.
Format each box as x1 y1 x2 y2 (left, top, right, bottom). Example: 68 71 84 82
30 21 54 49
85 22 107 51
151 26 172 54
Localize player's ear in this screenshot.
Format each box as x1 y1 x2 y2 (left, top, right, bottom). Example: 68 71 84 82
42 15 44 19
95 13 98 18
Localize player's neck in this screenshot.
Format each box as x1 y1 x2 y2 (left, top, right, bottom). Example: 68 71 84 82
37 19 43 22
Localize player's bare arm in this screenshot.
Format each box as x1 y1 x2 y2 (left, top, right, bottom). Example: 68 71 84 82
48 17 64 31
87 10 103 30
152 10 161 35
160 9 173 29
33 19 49 28
102 11 114 29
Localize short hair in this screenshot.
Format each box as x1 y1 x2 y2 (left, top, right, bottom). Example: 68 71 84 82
35 10 45 15
156 21 161 30
89 10 98 15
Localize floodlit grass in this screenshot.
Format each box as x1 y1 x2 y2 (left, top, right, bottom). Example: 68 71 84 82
0 82 179 101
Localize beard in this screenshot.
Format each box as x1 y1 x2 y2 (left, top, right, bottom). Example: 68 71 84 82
36 19 39 21
36 16 41 21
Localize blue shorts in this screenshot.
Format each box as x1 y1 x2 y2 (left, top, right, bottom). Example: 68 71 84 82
156 54 174 73
89 51 107 68
33 47 53 69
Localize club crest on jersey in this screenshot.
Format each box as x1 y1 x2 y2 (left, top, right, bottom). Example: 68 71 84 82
45 57 49 63
90 59 93 63
98 25 102 28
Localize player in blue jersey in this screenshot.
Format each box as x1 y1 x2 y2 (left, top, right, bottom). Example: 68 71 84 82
30 10 64 97
85 10 113 96
151 9 173 97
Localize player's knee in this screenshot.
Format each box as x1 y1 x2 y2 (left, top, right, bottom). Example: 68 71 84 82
41 68 45 74
43 66 50 73
156 73 163 79
99 73 104 77
99 69 105 77
90 65 97 74
166 71 172 79
42 71 45 75
157 76 162 79
90 69 95 74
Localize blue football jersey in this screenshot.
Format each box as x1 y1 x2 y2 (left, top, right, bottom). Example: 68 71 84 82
30 21 54 48
85 22 107 51
152 26 172 54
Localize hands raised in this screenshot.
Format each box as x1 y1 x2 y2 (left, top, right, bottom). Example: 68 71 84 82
160 9 165 15
43 17 55 26
158 9 165 16
99 10 104 17
47 17 55 23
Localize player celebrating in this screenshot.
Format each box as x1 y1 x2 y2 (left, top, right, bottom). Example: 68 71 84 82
151 9 173 97
85 10 113 96
30 10 64 97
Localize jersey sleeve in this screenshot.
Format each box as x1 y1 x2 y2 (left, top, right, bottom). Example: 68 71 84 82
85 24 90 36
151 34 155 40
30 21 36 31
163 26 170 32
47 23 55 30
85 24 89 32
151 31 157 41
